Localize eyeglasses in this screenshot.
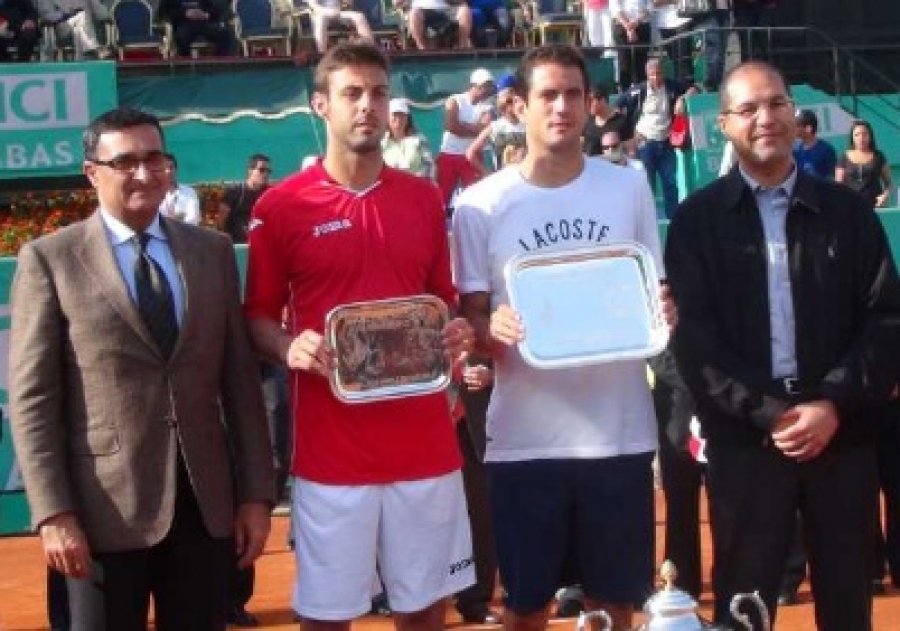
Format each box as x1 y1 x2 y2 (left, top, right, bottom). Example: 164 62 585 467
88 150 170 174
254 166 272 173
721 96 795 120
601 143 621 151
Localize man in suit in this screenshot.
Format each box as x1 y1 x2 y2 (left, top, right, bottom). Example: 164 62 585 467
9 106 275 631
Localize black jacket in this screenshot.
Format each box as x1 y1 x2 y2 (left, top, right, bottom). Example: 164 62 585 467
665 166 900 447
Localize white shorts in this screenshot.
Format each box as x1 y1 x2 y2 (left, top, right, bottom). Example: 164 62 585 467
291 470 475 620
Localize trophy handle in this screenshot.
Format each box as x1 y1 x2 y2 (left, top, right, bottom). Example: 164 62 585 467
576 609 613 631
728 592 771 631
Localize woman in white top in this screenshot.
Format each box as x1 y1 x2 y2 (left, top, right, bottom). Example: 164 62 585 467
381 98 435 179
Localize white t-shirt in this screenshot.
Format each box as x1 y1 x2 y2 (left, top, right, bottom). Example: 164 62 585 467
441 93 492 155
452 158 663 462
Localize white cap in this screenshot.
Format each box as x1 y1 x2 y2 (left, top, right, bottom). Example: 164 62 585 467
389 98 410 115
470 68 494 86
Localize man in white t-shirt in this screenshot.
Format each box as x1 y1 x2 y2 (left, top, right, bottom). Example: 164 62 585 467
453 43 673 631
159 154 201 225
436 67 495 208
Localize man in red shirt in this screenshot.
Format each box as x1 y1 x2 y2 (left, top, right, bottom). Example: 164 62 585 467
243 42 476 631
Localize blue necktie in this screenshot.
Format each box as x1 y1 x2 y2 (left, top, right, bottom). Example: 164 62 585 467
133 233 179 358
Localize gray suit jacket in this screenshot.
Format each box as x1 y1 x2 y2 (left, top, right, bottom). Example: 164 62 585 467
10 212 274 553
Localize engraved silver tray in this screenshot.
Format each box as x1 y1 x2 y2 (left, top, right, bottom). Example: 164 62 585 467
504 241 668 368
325 295 450 403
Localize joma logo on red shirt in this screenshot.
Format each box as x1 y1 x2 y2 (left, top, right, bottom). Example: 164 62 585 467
313 219 352 237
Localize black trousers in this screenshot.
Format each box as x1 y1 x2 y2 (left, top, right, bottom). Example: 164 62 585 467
652 375 706 599
657 435 705 598
706 440 877 631
65 459 233 631
455 386 498 611
611 22 651 91
173 20 231 57
874 402 900 585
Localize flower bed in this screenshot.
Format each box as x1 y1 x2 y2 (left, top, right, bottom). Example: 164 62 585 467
0 183 232 257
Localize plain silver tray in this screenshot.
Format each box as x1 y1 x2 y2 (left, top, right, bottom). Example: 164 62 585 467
325 295 450 403
504 242 668 368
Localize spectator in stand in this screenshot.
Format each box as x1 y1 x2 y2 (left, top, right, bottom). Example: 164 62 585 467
699 0 730 92
792 109 836 180
436 68 495 209
582 84 627 156
652 0 693 83
583 0 612 48
307 0 373 54
159 154 202 225
218 153 273 243
652 0 730 92
0 0 39 62
836 119 893 209
469 0 510 48
618 57 696 218
407 0 472 49
465 74 525 173
599 129 644 171
160 0 231 57
382 97 435 179
35 0 109 59
732 0 778 62
609 0 651 91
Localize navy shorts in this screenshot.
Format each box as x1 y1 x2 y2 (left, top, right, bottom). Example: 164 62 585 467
487 453 655 614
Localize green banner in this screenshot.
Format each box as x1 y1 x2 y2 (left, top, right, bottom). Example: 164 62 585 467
0 61 117 180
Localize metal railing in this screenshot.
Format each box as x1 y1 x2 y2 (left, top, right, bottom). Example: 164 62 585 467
647 25 900 133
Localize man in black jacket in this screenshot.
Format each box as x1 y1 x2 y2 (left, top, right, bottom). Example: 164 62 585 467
665 60 900 630
160 0 230 57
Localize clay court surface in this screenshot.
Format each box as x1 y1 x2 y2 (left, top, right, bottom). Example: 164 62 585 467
2 492 900 630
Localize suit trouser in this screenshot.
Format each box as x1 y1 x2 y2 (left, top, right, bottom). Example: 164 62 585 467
706 439 877 631
874 403 900 584
657 435 705 598
455 386 498 611
652 377 705 598
66 458 233 631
